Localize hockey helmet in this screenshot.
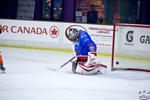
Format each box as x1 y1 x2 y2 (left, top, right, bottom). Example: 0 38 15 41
67 28 79 41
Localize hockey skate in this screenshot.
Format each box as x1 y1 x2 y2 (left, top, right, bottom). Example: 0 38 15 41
0 64 6 74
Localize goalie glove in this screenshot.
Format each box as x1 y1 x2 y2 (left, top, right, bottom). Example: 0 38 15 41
85 52 97 66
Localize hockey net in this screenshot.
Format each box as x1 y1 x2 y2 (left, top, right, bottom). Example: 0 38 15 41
112 23 150 72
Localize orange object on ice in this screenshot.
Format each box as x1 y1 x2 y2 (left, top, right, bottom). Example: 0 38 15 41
0 54 3 65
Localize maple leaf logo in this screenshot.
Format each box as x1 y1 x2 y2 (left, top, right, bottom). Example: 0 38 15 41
49 26 59 38
51 28 57 35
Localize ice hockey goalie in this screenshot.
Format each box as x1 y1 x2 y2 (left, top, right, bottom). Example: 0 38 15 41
66 28 107 74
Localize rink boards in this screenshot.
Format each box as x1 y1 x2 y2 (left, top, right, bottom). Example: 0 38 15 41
0 19 113 55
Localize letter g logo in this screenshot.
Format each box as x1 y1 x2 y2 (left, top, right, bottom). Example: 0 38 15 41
126 31 134 42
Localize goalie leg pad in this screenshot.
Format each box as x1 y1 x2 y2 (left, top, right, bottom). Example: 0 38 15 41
75 62 102 75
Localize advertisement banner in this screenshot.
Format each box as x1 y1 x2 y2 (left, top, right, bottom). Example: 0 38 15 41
0 19 113 49
120 26 150 52
63 23 113 47
0 20 61 42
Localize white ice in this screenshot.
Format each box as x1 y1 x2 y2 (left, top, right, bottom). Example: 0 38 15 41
0 47 150 100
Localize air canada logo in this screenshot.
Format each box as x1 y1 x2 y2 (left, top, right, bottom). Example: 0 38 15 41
65 25 87 42
49 26 59 38
126 31 134 42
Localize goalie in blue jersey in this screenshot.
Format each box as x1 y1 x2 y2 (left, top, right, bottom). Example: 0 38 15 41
67 28 107 74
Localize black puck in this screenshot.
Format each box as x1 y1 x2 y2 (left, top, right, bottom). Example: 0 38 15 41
116 61 119 65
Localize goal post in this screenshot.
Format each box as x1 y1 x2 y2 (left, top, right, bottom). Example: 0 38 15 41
112 23 150 72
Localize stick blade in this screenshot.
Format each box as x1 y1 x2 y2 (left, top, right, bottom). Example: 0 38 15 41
45 66 59 71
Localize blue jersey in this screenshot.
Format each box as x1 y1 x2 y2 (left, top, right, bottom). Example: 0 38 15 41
73 30 97 56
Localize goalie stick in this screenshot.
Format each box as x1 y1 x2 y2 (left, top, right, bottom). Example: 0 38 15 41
46 56 75 71
60 56 76 68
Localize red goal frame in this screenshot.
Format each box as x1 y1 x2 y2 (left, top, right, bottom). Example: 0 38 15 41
111 23 150 72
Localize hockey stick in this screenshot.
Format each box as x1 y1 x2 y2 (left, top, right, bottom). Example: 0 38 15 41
46 56 75 71
60 56 75 68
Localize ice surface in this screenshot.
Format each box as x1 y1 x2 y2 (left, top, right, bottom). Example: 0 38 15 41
0 47 150 100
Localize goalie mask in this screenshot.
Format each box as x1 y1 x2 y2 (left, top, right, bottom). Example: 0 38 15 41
67 28 79 41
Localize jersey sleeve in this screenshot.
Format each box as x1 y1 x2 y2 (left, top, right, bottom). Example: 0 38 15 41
73 41 80 56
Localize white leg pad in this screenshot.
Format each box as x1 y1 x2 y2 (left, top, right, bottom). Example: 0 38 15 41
75 62 102 75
